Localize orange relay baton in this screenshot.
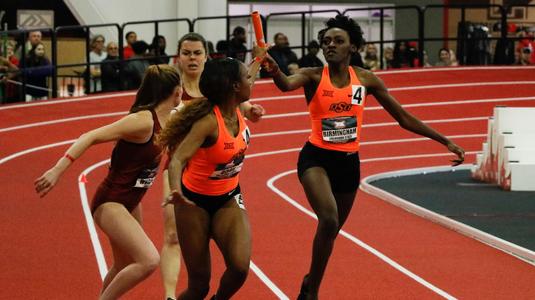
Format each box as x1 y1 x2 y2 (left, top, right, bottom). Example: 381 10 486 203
251 11 266 48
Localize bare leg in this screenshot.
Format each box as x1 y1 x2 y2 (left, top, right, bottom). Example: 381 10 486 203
175 203 211 300
299 167 357 300
160 171 181 299
94 202 160 300
211 199 251 300
100 205 144 293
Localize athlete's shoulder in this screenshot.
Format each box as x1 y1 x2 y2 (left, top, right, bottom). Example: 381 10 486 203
297 66 323 78
352 66 381 88
125 110 155 129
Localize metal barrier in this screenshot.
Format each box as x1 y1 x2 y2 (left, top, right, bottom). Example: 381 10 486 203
423 4 507 65
0 27 55 103
123 17 193 62
1 3 534 104
55 23 122 95
344 6 422 68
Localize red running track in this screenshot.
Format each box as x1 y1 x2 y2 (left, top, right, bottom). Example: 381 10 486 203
1 66 535 299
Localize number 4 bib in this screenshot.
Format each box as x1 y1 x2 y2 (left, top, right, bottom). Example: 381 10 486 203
351 85 365 105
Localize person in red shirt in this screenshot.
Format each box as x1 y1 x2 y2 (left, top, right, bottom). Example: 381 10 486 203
159 57 263 300
34 64 182 300
262 15 465 299
123 31 137 60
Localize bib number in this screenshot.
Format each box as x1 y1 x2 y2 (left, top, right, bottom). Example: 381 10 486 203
133 167 158 188
234 193 246 210
321 116 357 143
351 85 365 105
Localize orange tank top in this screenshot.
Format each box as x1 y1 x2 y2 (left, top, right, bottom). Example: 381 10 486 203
308 66 366 152
182 105 251 195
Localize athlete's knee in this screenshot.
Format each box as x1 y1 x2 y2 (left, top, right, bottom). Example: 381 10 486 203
140 250 160 274
188 272 211 298
227 261 250 283
317 213 339 238
163 230 179 246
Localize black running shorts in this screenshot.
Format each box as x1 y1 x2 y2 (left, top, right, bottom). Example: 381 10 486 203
297 142 360 193
181 183 244 216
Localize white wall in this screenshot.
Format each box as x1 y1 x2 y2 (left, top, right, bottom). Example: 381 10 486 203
63 0 227 58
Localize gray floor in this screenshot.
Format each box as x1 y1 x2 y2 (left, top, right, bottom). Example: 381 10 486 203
370 169 535 251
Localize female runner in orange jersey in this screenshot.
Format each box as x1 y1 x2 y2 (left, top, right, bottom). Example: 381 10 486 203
262 15 465 300
160 33 265 300
158 57 264 300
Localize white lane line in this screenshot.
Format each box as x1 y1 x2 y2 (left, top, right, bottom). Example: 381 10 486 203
268 169 457 300
77 161 288 298
0 139 289 298
360 165 535 265
1 67 533 111
3 87 533 133
79 160 111 280
0 112 126 133
252 117 489 138
375 65 535 75
1 135 479 296
266 152 488 300
250 261 289 299
0 139 76 165
0 92 136 111
388 81 535 91
264 95 535 119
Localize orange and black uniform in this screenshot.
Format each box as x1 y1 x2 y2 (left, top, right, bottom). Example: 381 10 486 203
91 109 163 213
297 66 366 192
181 105 250 215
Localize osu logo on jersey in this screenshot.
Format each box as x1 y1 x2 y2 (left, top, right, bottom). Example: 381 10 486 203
329 102 353 113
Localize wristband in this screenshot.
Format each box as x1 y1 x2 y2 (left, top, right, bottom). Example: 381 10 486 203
64 153 75 163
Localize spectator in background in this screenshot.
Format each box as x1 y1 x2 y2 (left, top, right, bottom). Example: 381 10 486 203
362 43 380 70
23 42 53 101
1 41 21 102
124 40 149 90
123 31 137 60
150 35 170 65
206 41 216 60
392 41 417 68
27 31 42 52
349 50 364 68
516 28 535 64
298 40 323 68
0 55 20 103
261 32 298 77
89 35 107 92
227 26 247 62
15 30 42 61
4 41 20 66
214 40 229 59
435 48 454 67
383 46 395 69
449 49 459 66
519 47 533 65
101 42 121 92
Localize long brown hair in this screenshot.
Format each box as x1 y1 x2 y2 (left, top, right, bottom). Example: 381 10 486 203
130 64 181 113
157 58 241 151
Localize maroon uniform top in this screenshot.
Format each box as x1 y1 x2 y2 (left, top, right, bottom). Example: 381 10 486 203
91 109 163 213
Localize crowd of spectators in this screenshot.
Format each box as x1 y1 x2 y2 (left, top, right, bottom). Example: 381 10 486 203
1 24 534 103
